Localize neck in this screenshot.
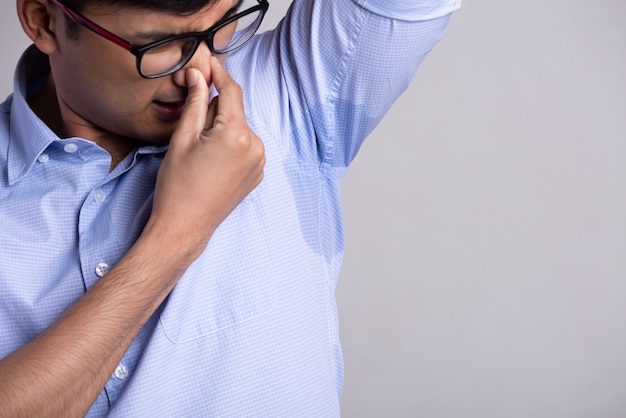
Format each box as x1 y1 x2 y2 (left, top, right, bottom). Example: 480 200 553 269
27 75 139 171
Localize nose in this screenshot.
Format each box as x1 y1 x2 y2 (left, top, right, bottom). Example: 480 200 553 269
172 40 213 87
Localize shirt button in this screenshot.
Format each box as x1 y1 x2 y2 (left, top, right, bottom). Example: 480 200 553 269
93 188 106 203
95 262 110 277
38 154 49 163
64 143 78 153
114 364 129 380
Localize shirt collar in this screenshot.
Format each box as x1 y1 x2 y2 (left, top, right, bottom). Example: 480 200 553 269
8 46 59 185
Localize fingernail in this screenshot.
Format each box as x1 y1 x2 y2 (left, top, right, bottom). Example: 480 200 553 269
186 69 198 87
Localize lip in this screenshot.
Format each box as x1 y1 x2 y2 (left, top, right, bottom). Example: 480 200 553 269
152 100 186 121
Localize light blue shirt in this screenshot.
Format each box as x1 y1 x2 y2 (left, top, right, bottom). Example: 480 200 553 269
0 0 460 416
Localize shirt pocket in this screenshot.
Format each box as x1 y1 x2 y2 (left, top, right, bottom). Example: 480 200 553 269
159 194 277 344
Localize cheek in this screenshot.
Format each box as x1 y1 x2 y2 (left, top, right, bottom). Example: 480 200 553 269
63 68 147 117
51 43 177 142
55 65 161 132
53 46 137 99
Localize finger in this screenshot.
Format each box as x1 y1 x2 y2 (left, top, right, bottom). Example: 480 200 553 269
205 95 219 132
209 56 244 117
174 68 210 142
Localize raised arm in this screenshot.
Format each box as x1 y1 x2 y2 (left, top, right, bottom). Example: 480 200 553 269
230 0 460 168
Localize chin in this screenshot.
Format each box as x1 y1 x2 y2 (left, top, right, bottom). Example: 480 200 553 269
130 124 176 146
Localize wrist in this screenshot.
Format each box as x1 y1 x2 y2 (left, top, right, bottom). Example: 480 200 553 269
137 215 216 272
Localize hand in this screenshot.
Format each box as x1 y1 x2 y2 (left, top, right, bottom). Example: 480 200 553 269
147 57 265 260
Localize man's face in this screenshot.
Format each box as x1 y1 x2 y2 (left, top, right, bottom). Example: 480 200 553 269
48 0 236 145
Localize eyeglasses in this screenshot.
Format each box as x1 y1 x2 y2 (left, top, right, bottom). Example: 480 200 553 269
50 0 269 79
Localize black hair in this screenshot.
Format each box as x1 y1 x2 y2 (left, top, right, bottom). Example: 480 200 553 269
59 0 220 38
60 0 217 14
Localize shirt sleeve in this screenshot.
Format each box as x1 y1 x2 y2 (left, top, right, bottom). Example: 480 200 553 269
228 0 461 169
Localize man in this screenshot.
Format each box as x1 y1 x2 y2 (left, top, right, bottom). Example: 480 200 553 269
0 0 459 416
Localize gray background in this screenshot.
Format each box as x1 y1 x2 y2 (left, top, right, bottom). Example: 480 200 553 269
2 1 626 417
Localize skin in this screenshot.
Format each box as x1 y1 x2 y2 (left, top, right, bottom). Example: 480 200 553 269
0 0 265 416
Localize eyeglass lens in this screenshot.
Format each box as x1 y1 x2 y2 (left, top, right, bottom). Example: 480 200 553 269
139 2 265 77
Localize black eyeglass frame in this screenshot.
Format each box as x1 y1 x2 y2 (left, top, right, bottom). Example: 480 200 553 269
50 0 269 79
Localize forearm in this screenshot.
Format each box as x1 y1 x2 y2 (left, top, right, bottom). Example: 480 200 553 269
0 228 201 418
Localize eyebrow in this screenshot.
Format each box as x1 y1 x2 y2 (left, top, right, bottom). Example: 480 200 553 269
231 0 245 13
132 0 246 42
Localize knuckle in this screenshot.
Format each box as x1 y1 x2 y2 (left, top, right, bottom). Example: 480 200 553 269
222 84 243 104
224 75 243 94
228 126 251 150
253 139 265 160
226 81 243 97
232 133 248 150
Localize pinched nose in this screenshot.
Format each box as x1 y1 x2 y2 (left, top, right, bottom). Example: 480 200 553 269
172 41 213 88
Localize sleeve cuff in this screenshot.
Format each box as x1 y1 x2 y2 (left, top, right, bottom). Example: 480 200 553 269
351 0 462 21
